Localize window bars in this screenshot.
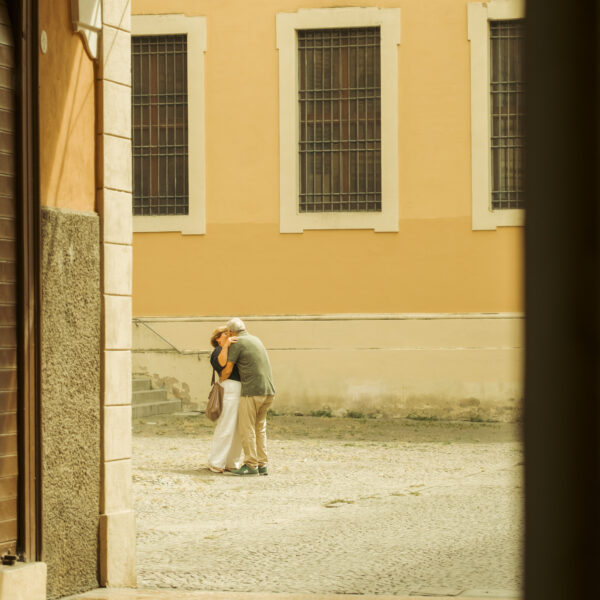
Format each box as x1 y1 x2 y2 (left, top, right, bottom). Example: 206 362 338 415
298 28 381 213
132 35 189 216
490 20 524 210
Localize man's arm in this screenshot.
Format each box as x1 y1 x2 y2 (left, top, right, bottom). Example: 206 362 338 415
220 361 234 382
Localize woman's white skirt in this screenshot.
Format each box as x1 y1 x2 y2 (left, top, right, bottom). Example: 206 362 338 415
208 379 242 470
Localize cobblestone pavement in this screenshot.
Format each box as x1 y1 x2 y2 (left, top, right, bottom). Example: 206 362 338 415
65 589 513 600
133 419 523 597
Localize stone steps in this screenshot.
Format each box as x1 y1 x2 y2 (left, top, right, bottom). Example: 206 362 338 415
133 377 151 392
132 375 181 418
132 389 168 405
132 399 182 418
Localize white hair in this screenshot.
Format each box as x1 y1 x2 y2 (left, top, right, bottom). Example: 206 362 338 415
227 317 246 333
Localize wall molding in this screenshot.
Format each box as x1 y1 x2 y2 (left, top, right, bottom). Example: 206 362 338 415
134 312 525 323
131 13 207 235
468 0 525 230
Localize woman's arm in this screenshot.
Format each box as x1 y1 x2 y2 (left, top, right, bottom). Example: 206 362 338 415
217 336 237 367
220 361 234 382
217 344 229 368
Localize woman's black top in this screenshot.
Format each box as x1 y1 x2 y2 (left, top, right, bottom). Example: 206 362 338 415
210 346 241 382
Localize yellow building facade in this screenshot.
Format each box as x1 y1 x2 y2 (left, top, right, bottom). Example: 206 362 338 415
131 0 524 421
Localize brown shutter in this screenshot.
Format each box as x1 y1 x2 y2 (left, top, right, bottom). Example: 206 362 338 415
0 0 18 557
298 28 381 213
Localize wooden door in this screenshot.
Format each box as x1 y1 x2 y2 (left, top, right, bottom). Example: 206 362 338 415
0 0 18 557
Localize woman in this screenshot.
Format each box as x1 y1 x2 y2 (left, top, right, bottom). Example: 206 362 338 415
207 326 242 473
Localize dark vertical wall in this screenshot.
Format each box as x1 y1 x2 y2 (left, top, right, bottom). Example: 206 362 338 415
0 0 20 557
41 206 100 599
525 0 600 597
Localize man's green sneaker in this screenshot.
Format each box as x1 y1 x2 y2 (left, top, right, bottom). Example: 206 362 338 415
258 465 268 476
231 464 258 476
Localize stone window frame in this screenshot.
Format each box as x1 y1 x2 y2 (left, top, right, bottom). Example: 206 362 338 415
468 0 525 231
276 7 401 233
131 14 207 235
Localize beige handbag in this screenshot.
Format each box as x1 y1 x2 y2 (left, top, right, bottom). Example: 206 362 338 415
206 370 223 421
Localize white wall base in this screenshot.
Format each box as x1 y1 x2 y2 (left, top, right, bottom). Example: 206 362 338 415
133 314 524 421
99 510 136 588
0 562 46 600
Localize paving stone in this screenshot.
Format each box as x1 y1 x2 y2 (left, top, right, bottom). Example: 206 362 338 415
129 434 524 596
411 588 464 596
65 588 520 599
461 590 520 598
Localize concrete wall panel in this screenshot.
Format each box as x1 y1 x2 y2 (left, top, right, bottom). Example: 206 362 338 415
133 314 523 421
41 207 101 599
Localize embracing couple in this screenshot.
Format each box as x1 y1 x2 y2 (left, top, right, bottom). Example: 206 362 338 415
207 317 275 476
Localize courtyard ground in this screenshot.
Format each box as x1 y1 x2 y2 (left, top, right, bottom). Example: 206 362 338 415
131 414 523 598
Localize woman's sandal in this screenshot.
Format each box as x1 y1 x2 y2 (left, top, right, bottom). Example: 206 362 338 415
208 465 224 473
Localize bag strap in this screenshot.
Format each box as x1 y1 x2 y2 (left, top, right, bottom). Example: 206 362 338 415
211 369 216 385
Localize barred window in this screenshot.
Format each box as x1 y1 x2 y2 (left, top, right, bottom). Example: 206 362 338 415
298 28 381 213
490 20 524 210
132 35 189 216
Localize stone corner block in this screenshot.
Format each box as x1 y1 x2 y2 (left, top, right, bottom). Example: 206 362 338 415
102 135 132 193
105 294 132 350
0 562 47 600
103 0 131 32
103 458 133 514
102 80 132 139
101 189 132 245
105 350 132 406
104 243 132 296
99 510 136 587
101 25 131 86
104 405 132 461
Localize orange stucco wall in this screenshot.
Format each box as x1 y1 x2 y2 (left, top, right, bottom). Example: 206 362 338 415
131 0 524 316
39 0 96 211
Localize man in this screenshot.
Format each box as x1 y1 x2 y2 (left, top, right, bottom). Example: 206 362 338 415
221 317 275 475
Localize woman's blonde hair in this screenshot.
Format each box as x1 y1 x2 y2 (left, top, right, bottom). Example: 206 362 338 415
210 326 228 348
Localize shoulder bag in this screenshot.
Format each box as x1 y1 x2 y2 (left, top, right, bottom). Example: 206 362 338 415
206 369 224 421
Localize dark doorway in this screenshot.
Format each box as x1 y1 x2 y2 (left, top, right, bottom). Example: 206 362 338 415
525 0 600 597
0 0 39 562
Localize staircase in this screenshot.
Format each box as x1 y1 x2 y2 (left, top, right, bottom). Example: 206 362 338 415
132 375 182 418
